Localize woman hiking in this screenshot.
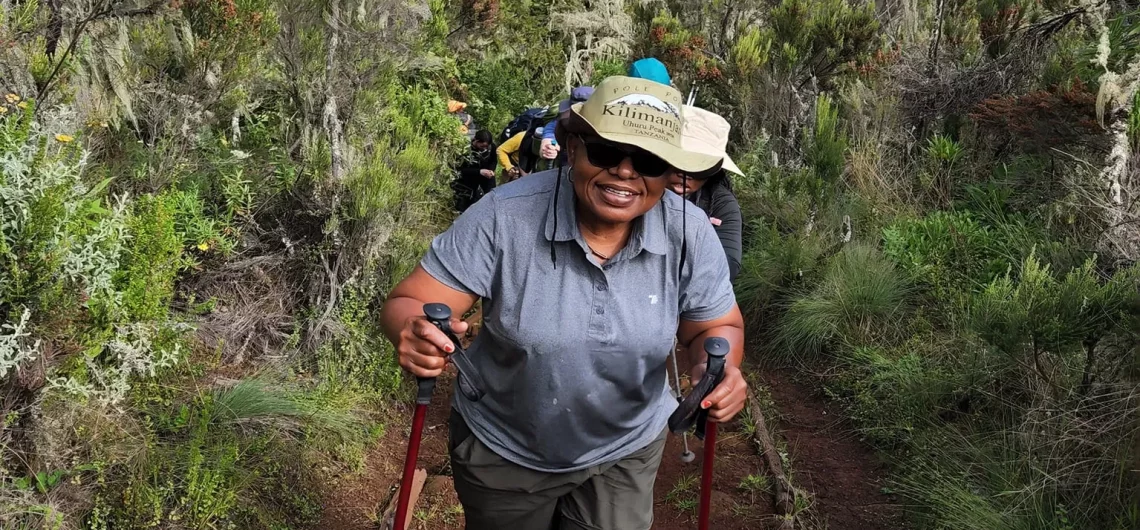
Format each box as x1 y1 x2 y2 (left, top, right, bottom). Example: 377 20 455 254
380 76 748 530
670 105 745 282
452 129 498 212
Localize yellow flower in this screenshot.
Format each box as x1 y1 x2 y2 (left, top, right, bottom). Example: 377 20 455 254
197 242 210 251
0 107 7 115
5 94 19 103
55 134 74 143
17 102 27 109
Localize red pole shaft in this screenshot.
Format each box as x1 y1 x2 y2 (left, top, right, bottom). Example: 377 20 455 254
698 421 718 530
394 403 429 530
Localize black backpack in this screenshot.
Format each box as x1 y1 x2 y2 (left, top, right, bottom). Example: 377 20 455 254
500 107 549 144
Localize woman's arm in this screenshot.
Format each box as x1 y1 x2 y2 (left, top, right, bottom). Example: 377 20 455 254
677 305 747 422
380 265 480 378
711 187 743 282
496 132 523 171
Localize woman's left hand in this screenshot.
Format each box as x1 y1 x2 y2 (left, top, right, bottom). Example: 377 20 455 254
689 363 748 422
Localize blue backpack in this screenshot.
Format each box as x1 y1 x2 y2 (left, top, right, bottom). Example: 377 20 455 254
500 107 549 144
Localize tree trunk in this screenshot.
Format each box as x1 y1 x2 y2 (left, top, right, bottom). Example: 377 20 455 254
323 0 346 189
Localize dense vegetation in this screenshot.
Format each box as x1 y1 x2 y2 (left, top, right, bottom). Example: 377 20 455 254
0 1 1137 529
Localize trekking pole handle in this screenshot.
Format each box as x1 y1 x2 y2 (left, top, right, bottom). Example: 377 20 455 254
703 337 730 383
418 303 456 405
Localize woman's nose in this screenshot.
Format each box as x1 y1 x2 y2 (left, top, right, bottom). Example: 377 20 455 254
608 157 638 179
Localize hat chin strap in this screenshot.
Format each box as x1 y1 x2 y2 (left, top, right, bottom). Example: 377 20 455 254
679 174 688 281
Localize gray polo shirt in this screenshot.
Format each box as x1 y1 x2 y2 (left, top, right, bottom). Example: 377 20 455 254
421 168 735 473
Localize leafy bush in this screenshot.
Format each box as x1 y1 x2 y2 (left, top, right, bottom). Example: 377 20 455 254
970 253 1140 397
830 343 958 448
735 223 827 329
882 211 1009 298
117 193 186 322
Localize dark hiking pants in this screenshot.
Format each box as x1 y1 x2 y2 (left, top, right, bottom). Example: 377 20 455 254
448 407 666 530
453 175 496 212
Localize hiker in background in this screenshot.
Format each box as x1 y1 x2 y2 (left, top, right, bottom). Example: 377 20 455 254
671 106 744 281
537 85 595 169
380 76 747 530
497 106 550 182
452 129 497 212
496 130 527 182
628 57 672 86
448 99 476 141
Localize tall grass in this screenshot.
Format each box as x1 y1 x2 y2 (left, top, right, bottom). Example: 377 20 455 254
776 243 910 360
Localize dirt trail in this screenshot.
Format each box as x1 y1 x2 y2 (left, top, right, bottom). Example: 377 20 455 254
319 320 905 529
759 370 907 529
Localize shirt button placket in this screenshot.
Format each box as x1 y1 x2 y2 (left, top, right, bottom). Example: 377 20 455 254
588 272 608 337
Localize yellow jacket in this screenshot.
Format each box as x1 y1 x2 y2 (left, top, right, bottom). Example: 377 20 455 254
497 132 526 170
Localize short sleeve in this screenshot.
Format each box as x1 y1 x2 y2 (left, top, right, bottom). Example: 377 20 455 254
679 217 736 322
420 193 497 298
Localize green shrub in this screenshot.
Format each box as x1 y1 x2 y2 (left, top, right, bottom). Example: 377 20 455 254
805 93 847 201
830 339 962 449
383 83 467 154
882 211 1008 298
92 378 361 529
166 185 237 260
776 243 909 359
735 223 827 329
117 193 185 322
969 253 1140 396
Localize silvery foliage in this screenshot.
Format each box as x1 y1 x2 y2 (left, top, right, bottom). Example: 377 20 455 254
49 322 190 406
1 117 185 402
0 307 39 379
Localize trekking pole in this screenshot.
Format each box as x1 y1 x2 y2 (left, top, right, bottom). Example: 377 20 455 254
669 341 696 463
697 338 729 530
393 303 485 530
393 365 434 530
667 337 730 530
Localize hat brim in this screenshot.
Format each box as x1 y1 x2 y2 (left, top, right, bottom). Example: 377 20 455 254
721 155 744 176
570 103 722 173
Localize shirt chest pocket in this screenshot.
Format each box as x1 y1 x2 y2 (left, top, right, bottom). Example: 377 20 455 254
606 282 678 357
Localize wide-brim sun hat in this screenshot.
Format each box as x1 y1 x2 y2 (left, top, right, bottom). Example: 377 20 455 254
681 105 744 176
569 76 722 173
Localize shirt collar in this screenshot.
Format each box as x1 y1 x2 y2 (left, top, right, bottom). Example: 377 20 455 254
543 170 668 256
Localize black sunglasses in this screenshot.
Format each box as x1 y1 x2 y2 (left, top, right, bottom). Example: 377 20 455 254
580 138 673 177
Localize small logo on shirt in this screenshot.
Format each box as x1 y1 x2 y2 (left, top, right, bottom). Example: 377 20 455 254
648 295 659 305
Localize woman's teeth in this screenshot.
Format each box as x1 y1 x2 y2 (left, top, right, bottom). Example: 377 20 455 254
603 186 634 197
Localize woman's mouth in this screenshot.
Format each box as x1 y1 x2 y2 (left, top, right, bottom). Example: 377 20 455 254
598 184 639 207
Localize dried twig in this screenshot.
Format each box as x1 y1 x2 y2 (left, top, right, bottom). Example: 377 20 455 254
747 389 795 529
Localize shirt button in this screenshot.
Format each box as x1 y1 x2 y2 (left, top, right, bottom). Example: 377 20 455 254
595 307 604 315
596 284 607 291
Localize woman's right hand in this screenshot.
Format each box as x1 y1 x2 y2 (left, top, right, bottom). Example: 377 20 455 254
395 315 470 378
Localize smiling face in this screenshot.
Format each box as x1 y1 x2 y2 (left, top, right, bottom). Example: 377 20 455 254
566 135 672 226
